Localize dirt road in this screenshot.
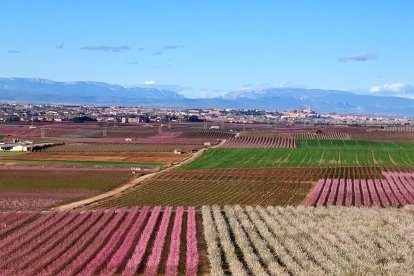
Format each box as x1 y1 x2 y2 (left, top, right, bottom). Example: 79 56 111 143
54 140 226 211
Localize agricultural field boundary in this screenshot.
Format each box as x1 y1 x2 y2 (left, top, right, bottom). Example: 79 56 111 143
54 139 227 211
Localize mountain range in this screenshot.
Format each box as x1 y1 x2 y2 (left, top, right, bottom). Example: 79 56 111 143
1 77 414 116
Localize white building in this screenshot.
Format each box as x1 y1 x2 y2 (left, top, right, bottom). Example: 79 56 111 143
0 141 33 152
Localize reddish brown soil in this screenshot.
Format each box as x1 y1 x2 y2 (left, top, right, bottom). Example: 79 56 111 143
1 152 190 164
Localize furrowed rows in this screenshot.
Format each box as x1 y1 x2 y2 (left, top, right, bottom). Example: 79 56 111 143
0 207 199 276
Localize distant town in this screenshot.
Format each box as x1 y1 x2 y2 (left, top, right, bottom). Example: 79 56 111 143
0 103 413 129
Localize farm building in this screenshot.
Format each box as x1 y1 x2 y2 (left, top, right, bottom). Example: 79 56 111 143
0 141 33 152
174 149 184 154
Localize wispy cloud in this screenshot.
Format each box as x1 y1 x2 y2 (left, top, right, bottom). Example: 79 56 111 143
369 82 414 98
162 44 183 50
80 45 130 52
144 80 156 85
339 52 377 63
56 42 64 49
8 50 21 54
370 83 412 93
152 51 163 56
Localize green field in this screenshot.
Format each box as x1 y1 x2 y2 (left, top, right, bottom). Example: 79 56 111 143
0 151 26 156
182 140 414 169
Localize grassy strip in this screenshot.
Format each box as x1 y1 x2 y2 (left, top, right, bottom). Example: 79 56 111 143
0 151 27 156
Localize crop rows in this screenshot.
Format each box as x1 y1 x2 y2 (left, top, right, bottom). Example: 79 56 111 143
297 139 414 148
178 130 235 139
2 206 414 275
306 171 414 207
351 131 414 142
0 169 131 211
8 151 189 165
296 132 351 140
220 135 296 148
87 169 316 208
202 205 414 275
0 212 39 235
0 206 199 275
87 167 390 208
274 127 414 142
59 136 220 145
45 143 203 153
182 147 414 169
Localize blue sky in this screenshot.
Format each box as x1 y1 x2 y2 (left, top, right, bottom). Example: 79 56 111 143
1 1 413 98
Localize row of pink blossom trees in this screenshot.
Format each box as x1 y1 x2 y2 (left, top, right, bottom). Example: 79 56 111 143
0 206 199 275
306 172 414 207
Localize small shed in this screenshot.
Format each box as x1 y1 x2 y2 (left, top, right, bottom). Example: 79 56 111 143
130 167 142 174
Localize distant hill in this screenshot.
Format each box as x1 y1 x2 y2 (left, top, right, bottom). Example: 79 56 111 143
0 78 183 105
1 77 414 116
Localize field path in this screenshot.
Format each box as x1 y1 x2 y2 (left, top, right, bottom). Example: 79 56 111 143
54 139 227 211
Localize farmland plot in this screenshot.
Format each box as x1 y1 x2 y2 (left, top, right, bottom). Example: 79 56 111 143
202 205 414 275
86 168 333 208
0 206 200 275
0 168 131 211
220 135 296 148
58 132 220 146
306 171 414 207
182 147 414 169
351 131 414 142
178 130 235 140
87 167 387 208
0 151 188 165
296 132 351 140
44 143 203 153
297 139 414 149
